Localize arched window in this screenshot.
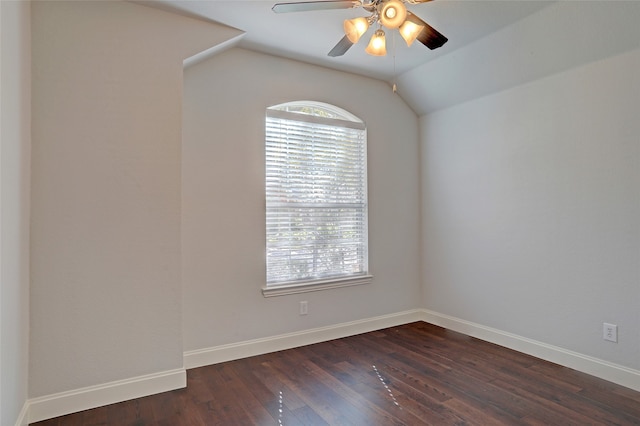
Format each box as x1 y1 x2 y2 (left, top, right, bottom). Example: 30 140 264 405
264 101 370 295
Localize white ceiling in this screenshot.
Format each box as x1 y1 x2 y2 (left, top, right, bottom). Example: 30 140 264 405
144 0 552 80
140 0 640 115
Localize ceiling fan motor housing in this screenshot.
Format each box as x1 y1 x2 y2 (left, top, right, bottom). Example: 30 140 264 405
378 0 407 29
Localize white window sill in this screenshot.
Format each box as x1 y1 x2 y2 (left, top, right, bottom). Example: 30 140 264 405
262 275 373 298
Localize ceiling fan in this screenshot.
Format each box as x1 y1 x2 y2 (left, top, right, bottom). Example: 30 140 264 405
272 0 447 57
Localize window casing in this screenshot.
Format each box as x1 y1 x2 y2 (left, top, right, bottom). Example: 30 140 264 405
264 102 371 296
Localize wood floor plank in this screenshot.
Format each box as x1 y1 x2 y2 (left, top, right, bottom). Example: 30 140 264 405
263 353 369 425
294 355 423 425
379 351 523 424
31 322 640 425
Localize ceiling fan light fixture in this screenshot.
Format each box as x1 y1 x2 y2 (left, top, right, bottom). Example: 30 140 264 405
399 20 424 46
343 17 369 43
365 29 387 56
378 0 407 29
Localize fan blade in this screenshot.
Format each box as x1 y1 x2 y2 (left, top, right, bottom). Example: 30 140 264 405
328 35 354 57
273 0 360 13
406 12 448 50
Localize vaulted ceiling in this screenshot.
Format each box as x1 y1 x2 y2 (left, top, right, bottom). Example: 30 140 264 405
139 1 640 115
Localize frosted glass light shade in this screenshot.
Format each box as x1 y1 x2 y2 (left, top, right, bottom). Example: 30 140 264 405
344 17 369 43
365 29 387 56
379 0 407 29
399 20 424 46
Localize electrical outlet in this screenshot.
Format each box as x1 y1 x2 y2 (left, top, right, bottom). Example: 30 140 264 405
603 323 617 343
299 301 308 316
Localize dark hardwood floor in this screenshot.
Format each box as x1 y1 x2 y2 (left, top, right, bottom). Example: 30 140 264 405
32 322 640 425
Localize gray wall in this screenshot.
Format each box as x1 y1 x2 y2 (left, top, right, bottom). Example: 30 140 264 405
420 48 640 371
182 48 422 352
29 0 237 397
1 1 31 424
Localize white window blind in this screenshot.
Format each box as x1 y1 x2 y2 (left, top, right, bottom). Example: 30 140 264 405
265 104 368 286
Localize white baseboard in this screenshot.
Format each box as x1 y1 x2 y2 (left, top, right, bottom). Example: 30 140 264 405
185 308 640 393
24 308 640 424
27 368 186 424
14 401 29 426
184 309 425 369
420 308 640 392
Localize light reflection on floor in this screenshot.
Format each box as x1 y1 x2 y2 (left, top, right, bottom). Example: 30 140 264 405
372 365 401 407
276 365 402 425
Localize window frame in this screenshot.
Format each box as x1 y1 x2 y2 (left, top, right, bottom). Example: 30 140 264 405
262 101 372 297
